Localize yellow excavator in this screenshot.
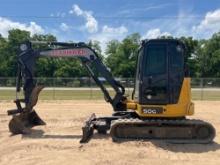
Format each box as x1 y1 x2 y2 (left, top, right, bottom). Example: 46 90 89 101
7 39 215 143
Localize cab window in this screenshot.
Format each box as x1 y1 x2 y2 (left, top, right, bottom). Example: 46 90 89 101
145 44 167 76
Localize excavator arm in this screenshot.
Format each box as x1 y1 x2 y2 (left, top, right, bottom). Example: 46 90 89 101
8 41 132 142
15 41 126 111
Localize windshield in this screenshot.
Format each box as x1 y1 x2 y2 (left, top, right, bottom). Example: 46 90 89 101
144 44 167 76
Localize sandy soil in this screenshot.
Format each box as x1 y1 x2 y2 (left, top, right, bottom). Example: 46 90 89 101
0 100 220 165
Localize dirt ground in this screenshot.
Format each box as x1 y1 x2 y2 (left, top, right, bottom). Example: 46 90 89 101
0 100 220 165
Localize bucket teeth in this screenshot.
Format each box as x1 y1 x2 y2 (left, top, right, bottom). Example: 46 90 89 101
27 110 46 126
8 110 46 135
80 113 96 143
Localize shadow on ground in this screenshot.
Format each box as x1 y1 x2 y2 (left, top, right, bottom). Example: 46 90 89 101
151 141 220 153
101 132 220 153
21 129 82 140
21 129 111 141
20 129 220 153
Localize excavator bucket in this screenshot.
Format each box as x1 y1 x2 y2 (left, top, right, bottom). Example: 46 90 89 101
8 85 46 135
9 110 46 134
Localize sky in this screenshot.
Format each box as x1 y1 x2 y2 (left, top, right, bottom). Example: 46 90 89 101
0 0 220 51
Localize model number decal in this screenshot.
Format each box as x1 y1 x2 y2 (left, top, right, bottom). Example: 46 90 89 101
142 107 163 114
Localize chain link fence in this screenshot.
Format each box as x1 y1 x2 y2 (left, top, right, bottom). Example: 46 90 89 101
0 77 220 100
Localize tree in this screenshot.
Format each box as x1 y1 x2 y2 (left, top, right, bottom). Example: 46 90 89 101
3 29 30 76
106 33 140 77
195 32 220 77
0 35 8 76
31 34 59 77
88 40 102 59
179 36 199 77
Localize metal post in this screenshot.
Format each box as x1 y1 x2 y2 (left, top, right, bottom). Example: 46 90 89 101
90 77 93 99
126 78 129 96
201 78 204 100
53 78 55 100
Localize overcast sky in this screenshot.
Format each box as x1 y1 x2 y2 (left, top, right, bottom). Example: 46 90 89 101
0 0 220 50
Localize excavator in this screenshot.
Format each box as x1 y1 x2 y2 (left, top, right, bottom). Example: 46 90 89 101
7 39 215 143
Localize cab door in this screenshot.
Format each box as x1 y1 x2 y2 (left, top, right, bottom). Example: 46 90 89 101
140 42 169 105
139 40 185 105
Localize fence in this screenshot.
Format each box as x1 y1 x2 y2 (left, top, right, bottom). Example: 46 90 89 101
0 77 220 100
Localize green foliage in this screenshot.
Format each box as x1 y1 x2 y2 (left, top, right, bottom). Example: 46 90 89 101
105 33 140 77
0 29 31 76
178 36 199 77
195 32 220 77
32 34 58 77
0 29 219 78
88 40 102 59
0 35 8 76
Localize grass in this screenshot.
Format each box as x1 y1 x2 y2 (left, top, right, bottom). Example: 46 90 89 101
0 89 220 100
0 89 115 100
192 91 220 100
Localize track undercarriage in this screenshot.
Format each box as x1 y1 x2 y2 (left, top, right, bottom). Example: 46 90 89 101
81 113 216 144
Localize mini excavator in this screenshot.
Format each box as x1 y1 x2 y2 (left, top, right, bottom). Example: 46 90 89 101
7 39 215 143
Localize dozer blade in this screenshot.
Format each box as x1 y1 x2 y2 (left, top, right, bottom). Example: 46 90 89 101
80 113 96 143
9 110 46 135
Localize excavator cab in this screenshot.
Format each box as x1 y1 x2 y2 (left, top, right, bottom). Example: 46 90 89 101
131 39 194 118
134 39 185 105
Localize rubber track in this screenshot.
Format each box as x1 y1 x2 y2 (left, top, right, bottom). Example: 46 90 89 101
110 118 216 143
